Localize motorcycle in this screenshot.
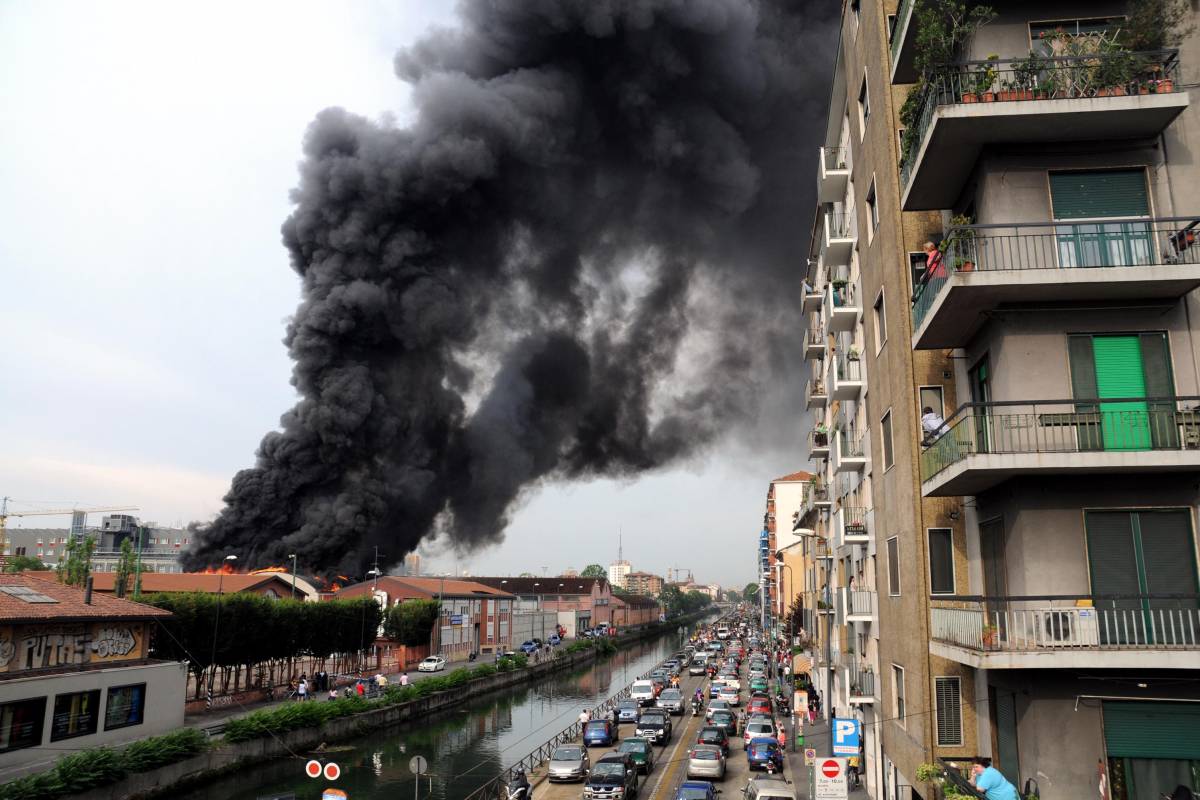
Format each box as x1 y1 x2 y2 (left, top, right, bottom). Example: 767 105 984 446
691 698 703 716
507 778 531 799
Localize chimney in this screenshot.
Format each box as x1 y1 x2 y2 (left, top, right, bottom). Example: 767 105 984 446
84 576 94 605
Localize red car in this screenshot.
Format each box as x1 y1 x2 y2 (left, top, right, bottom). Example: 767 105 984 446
748 698 772 716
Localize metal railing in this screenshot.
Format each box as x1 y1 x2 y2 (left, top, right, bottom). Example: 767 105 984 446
826 210 856 241
828 279 857 310
889 0 915 64
900 49 1182 190
930 595 1200 651
840 506 869 539
821 146 849 173
805 379 828 408
850 666 875 698
806 325 825 350
920 396 1200 482
835 352 862 382
911 216 1200 329
838 426 865 459
847 590 876 617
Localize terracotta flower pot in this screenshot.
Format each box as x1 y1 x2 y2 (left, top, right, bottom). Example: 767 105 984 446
981 91 996 102
1157 79 1175 93
958 261 975 272
961 92 978 103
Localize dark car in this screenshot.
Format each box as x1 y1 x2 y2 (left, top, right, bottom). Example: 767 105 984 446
746 737 785 773
617 737 656 774
696 725 730 757
674 781 720 800
583 753 639 800
584 719 618 747
710 709 738 737
635 711 672 745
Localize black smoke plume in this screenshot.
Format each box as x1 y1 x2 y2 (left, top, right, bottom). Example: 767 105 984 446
185 0 839 575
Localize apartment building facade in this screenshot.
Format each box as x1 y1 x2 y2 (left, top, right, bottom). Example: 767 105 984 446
810 2 1200 799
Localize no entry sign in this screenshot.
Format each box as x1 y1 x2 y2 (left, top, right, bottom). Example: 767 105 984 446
814 756 848 800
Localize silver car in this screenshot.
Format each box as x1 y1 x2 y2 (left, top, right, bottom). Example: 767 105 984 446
547 744 590 782
657 688 685 715
687 743 726 780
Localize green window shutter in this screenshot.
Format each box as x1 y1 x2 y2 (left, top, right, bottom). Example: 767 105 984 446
1069 335 1102 449
994 691 1020 785
1085 511 1140 598
1050 170 1150 219
1104 701 1200 760
1093 336 1150 450
1140 332 1178 446
1136 510 1199 599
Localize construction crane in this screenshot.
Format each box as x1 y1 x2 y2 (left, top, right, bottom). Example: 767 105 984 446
0 498 139 565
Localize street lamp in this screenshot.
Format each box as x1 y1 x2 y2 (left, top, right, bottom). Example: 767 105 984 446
206 554 237 711
288 553 297 599
359 568 382 676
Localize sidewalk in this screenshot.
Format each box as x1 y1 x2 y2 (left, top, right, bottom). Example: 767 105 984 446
785 717 870 800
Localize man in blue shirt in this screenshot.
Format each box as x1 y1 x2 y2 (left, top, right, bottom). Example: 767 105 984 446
970 757 1019 800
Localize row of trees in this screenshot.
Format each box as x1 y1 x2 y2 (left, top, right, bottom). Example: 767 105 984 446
145 593 382 699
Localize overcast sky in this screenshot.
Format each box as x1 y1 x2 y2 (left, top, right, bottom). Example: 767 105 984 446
0 1 801 589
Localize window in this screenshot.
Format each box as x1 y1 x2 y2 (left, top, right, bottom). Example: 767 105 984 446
873 289 887 352
866 180 879 236
857 77 870 136
1068 332 1174 451
935 677 963 745
887 14 897 42
1050 169 1151 268
880 410 894 470
919 386 945 419
104 684 146 731
50 690 100 741
886 536 901 596
0 697 46 753
928 529 955 594
1030 18 1121 55
892 665 906 729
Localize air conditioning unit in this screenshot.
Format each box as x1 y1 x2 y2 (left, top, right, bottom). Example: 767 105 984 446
1039 609 1099 646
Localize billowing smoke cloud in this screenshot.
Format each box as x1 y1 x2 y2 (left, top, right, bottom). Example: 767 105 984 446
185 0 838 575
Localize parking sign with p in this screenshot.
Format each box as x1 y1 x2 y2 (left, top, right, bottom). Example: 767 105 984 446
832 717 860 755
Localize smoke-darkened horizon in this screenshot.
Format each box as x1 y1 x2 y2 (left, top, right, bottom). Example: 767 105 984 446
184 0 839 576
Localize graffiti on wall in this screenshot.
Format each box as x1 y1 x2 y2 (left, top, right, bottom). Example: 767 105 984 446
0 623 143 672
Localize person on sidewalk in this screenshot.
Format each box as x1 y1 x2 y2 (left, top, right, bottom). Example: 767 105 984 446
298 678 308 702
400 672 409 687
970 757 1019 800
328 687 337 701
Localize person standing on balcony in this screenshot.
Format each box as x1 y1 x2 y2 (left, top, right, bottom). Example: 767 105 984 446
912 241 946 305
970 757 1019 800
921 406 946 446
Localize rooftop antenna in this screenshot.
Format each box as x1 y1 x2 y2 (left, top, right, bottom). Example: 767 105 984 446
618 529 623 563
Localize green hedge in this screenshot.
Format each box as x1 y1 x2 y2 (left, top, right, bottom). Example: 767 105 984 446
0 728 208 800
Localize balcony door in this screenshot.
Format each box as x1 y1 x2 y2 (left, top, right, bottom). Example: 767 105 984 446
1085 509 1199 645
1050 170 1152 269
1068 333 1176 451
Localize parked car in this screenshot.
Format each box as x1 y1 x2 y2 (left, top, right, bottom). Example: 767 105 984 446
686 744 727 781
583 753 639 800
584 719 619 747
520 640 539 654
617 699 640 723
617 737 656 774
417 655 446 672
547 744 590 782
675 780 721 799
549 633 562 646
746 738 784 773
696 725 731 757
657 688 685 715
635 711 672 744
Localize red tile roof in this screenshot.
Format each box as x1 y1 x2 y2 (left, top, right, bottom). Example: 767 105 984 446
772 470 814 483
0 575 171 623
471 576 609 595
335 576 513 599
25 571 297 595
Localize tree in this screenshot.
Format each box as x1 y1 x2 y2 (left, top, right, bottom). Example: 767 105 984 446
3 555 48 573
113 538 138 598
723 588 740 603
743 583 760 604
383 599 441 646
580 564 607 578
56 535 96 587
1124 0 1195 50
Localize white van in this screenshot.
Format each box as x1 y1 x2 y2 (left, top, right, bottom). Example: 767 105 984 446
743 777 797 800
631 679 656 706
716 626 730 640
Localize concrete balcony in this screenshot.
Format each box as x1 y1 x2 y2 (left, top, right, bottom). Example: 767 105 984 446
833 427 867 474
829 352 864 400
920 397 1200 497
930 595 1200 669
822 210 856 264
843 588 877 624
834 505 870 547
802 285 824 314
848 666 877 705
911 218 1200 349
823 279 860 334
888 0 917 84
808 428 831 461
805 377 828 410
804 326 825 360
899 51 1188 211
818 147 849 203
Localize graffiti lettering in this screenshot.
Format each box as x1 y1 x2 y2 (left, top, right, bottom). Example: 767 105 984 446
0 637 13 668
21 625 89 670
92 627 136 659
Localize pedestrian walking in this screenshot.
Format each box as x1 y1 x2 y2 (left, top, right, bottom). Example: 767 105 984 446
298 678 308 701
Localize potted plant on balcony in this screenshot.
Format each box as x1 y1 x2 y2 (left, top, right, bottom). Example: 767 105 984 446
982 622 999 647
944 214 977 271
813 424 829 448
1093 44 1137 96
846 346 861 361
1010 52 1044 100
975 55 1000 101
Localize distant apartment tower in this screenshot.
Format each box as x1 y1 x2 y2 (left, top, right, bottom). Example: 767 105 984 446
607 559 631 589
624 571 663 596
403 553 421 577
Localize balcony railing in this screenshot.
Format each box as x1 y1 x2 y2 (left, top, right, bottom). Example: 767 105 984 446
826 210 856 241
850 666 876 699
835 352 862 382
920 396 1200 483
838 426 865 458
841 506 868 539
805 379 828 409
829 279 857 309
911 216 1200 329
807 325 825 350
889 0 914 64
931 595 1199 651
809 427 831 453
847 589 875 617
900 49 1182 191
822 146 848 172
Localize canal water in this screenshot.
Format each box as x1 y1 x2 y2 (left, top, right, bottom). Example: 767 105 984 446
176 618 710 800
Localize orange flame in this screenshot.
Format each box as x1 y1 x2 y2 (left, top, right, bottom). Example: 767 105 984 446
250 566 290 575
199 563 239 575
330 582 342 592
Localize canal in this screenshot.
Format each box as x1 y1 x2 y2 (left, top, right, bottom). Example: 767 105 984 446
176 619 711 800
